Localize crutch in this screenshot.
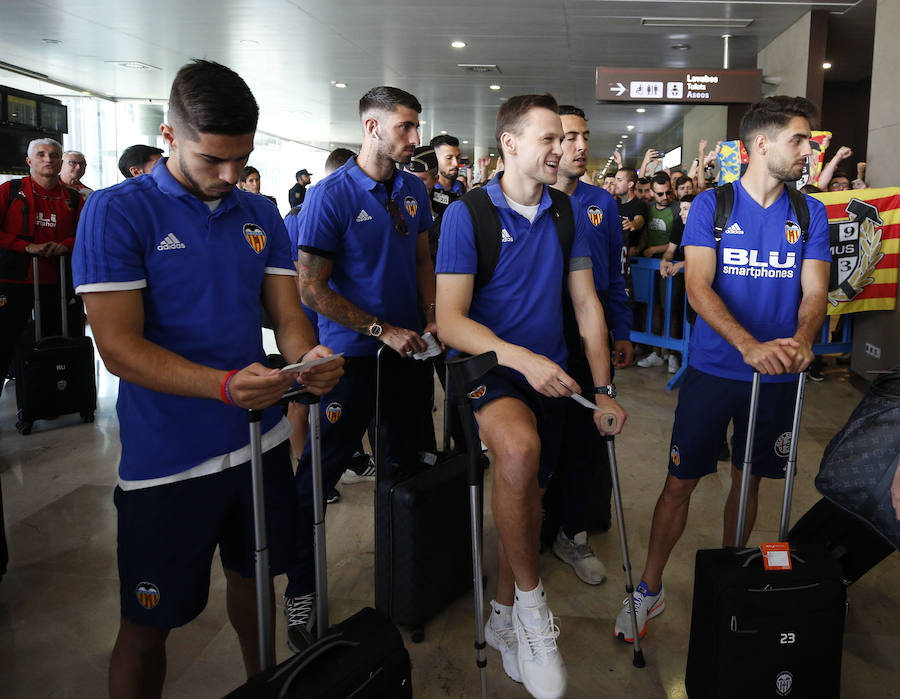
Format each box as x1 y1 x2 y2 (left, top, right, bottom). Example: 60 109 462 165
308 395 330 638
446 352 498 699
604 433 646 668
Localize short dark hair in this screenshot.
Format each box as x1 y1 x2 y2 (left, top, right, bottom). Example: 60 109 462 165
675 175 692 188
117 144 163 178
801 184 823 194
324 148 356 175
557 105 586 120
831 169 851 182
358 86 421 118
636 176 650 186
239 165 259 183
430 134 460 150
616 168 637 185
739 95 818 147
495 93 559 156
168 60 258 138
652 172 671 186
680 193 696 203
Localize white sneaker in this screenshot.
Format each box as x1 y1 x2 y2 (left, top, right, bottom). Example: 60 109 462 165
614 581 665 643
668 354 680 374
514 602 567 699
637 351 664 368
552 530 607 585
484 600 521 683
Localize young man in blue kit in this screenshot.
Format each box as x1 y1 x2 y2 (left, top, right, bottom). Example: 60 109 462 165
437 93 626 699
284 86 437 650
72 60 343 698
613 95 831 642
544 104 632 585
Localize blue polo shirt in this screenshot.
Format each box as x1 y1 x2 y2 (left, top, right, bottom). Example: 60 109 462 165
72 159 295 485
572 180 631 340
682 180 831 382
296 157 432 356
436 178 591 367
435 179 466 196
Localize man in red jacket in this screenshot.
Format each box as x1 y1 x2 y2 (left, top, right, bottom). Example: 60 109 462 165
0 138 83 395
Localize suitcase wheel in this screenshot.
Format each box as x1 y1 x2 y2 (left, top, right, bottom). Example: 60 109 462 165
81 411 95 423
410 625 425 644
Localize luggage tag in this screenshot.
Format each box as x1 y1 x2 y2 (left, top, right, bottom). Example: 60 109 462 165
760 542 792 571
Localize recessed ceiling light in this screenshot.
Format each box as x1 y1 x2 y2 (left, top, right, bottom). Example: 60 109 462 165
41 38 62 44
489 84 501 91
107 61 161 71
420 120 427 125
490 153 496 157
636 108 646 113
240 39 259 46
671 43 691 51
440 130 448 134
451 40 467 49
626 124 635 130
462 140 469 144
621 134 628 138
334 82 347 88
823 61 832 69
617 144 623 148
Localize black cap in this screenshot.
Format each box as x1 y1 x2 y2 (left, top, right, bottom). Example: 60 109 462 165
403 147 438 174
296 169 312 178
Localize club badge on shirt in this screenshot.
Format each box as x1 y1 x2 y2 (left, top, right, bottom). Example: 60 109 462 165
587 205 603 227
785 220 801 245
404 196 418 218
243 223 267 254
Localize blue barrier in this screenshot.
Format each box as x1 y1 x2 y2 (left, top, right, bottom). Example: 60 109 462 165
628 257 855 391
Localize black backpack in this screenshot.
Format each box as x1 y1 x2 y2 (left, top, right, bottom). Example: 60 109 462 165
459 185 575 289
686 182 811 325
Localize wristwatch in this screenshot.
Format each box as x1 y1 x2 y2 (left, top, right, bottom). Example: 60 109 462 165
367 318 384 337
594 384 617 399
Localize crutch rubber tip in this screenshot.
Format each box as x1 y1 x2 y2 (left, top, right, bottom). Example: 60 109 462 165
632 649 646 668
474 641 486 651
477 659 487 669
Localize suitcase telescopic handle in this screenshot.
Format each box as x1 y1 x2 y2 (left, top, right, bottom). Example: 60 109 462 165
30 255 72 342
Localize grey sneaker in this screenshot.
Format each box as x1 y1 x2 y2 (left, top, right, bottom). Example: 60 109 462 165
284 592 316 652
484 600 521 683
552 530 607 585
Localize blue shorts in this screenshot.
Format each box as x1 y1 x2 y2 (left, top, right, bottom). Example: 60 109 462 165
115 441 296 629
668 366 799 480
467 366 566 488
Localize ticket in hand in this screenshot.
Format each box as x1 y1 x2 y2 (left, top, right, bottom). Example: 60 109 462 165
413 332 442 360
278 352 345 374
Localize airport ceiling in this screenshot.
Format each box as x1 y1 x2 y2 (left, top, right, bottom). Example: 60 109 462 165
0 0 875 163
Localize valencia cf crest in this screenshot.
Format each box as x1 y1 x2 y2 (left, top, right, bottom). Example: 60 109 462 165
785 221 801 245
467 385 487 400
243 223 267 254
136 582 160 610
774 432 792 458
0 294 6 308
670 445 680 467
587 205 603 227
404 196 418 218
325 402 343 424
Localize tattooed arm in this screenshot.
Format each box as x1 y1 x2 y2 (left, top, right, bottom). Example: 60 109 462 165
298 250 426 355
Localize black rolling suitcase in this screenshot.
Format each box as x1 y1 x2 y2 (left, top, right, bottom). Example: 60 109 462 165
373 346 473 641
227 391 412 698
685 372 847 699
13 256 95 434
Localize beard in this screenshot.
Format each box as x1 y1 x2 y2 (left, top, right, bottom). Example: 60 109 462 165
769 153 806 183
440 167 459 181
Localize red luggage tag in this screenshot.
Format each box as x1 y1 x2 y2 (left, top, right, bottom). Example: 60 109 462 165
760 542 792 571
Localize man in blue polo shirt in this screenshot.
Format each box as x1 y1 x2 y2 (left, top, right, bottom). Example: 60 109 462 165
613 95 831 643
72 60 343 697
543 104 632 587
283 86 436 650
437 93 626 699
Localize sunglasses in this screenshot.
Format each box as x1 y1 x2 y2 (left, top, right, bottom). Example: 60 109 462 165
385 199 409 235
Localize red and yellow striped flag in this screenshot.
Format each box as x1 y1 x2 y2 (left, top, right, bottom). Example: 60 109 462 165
812 187 900 316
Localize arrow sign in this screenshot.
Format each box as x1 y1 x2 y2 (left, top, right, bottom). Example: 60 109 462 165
609 82 626 96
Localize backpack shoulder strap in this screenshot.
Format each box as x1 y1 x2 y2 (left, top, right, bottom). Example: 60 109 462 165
461 187 502 289
63 186 81 213
4 179 28 236
546 186 575 266
785 185 811 243
713 182 735 243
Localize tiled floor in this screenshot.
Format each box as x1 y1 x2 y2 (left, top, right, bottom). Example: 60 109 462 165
1 355 897 698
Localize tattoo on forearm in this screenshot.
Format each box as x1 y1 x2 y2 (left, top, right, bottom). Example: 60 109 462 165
298 251 375 334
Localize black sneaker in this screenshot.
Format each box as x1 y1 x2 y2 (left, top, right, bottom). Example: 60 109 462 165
326 488 341 504
807 361 825 382
718 440 730 462
340 452 376 484
284 593 317 652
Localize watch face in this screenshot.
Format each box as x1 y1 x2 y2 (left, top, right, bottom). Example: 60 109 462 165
370 322 383 337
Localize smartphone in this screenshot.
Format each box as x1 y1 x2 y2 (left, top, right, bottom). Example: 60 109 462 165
656 150 666 160
459 156 470 166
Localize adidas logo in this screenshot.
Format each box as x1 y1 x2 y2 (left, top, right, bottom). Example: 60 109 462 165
500 228 514 243
724 223 744 236
156 233 186 251
356 209 373 223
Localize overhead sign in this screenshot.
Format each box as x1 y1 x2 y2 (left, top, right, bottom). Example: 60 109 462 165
595 67 762 105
